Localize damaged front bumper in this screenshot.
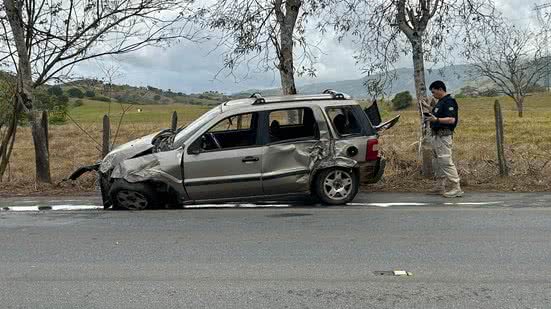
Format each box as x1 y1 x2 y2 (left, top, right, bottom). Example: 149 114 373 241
65 163 100 181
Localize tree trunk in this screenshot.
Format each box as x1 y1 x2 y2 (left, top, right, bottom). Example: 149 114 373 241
29 111 52 183
5 0 52 183
411 38 433 177
277 0 300 95
0 102 18 181
515 96 524 118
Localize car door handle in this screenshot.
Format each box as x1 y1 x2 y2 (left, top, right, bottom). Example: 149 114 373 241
242 156 259 163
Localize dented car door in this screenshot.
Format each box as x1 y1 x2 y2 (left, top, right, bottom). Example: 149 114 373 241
260 107 323 195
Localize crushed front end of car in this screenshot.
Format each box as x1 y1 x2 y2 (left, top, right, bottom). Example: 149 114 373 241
66 128 181 208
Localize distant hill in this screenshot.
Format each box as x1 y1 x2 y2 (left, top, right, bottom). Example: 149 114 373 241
236 64 486 99
58 79 238 106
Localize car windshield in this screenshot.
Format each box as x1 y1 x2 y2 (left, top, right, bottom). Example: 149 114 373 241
173 106 221 147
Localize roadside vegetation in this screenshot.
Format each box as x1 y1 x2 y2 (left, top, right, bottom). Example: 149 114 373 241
1 92 550 195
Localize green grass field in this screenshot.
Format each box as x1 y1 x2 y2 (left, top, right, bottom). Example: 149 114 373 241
67 99 211 124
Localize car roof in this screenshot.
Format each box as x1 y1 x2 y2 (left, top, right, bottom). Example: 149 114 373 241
220 92 360 113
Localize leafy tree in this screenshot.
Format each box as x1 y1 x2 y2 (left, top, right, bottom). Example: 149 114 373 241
84 90 96 98
1 0 198 183
391 91 413 110
66 88 84 98
153 95 161 101
198 0 339 95
47 85 63 97
466 24 547 117
330 0 496 176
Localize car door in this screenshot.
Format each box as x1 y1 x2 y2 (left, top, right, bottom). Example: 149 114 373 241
261 107 321 195
182 112 264 201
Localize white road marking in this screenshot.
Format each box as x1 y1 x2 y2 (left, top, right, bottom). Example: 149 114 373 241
184 204 291 209
2 206 40 212
347 202 428 207
50 205 103 211
444 201 504 205
1 205 102 211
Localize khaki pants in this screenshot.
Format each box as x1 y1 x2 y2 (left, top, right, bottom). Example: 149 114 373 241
431 134 460 185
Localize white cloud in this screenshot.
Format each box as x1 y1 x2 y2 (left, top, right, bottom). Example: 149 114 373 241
73 0 539 94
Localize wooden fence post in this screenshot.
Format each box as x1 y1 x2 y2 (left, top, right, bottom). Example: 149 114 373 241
171 111 178 131
41 110 49 155
494 100 509 176
102 114 110 158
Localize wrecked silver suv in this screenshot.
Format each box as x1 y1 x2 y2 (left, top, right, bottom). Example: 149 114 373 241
69 90 399 210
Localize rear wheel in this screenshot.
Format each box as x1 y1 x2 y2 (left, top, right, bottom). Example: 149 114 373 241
314 168 358 205
109 180 157 210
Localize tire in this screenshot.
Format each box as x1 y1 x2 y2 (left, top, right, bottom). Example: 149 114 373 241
109 179 157 210
314 168 359 205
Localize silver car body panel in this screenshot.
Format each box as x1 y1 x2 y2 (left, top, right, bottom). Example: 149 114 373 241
183 146 264 200
105 96 381 203
99 132 159 174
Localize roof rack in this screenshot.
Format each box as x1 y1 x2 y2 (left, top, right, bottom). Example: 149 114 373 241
322 89 347 100
250 90 351 105
250 92 265 104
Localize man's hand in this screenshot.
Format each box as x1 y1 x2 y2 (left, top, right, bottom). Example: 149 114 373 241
423 112 438 123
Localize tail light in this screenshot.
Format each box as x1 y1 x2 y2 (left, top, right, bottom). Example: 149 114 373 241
366 138 380 161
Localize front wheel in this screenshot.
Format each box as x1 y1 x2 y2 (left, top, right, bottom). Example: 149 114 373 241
109 180 157 210
314 168 358 205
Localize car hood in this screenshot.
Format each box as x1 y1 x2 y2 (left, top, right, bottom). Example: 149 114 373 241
99 132 160 174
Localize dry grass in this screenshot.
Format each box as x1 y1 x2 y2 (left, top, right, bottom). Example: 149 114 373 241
1 94 551 196
366 93 551 192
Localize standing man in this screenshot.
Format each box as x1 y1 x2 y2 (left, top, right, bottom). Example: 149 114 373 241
426 81 463 198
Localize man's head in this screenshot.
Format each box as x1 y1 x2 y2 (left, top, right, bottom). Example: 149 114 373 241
429 80 447 99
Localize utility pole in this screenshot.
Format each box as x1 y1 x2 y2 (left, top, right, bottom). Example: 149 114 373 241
534 3 551 91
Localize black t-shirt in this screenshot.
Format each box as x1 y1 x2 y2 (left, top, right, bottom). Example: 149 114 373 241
431 94 459 131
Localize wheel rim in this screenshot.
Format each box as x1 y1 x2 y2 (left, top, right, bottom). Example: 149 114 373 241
323 170 353 201
116 190 148 210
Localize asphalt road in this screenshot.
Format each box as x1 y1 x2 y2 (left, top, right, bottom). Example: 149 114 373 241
1 192 551 308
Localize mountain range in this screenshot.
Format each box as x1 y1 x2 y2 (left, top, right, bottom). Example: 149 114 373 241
236 64 486 99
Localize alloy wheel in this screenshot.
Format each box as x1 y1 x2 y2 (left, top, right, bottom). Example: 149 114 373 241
323 170 353 201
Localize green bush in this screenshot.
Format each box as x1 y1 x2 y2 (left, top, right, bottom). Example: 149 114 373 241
67 87 84 98
391 91 413 110
84 90 95 97
92 95 111 102
48 85 63 97
73 99 84 107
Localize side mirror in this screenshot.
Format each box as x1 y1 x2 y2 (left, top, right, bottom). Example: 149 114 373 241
188 144 202 155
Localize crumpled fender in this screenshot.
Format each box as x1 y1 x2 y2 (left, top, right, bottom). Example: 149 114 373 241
111 150 183 185
308 139 358 185
99 132 160 174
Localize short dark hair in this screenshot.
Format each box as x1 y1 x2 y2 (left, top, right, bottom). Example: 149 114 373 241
429 80 447 92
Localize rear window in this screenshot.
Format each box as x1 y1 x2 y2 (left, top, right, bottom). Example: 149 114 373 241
326 106 363 137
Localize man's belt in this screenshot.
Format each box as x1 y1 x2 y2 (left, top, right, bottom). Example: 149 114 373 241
431 128 453 136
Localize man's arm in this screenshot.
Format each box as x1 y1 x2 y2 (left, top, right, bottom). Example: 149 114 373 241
430 117 456 124
429 98 457 124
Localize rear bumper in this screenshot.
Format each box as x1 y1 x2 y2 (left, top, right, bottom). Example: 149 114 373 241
359 157 386 184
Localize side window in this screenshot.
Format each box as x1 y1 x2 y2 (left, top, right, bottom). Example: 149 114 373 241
209 113 253 132
268 108 319 143
326 107 362 137
193 112 258 152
